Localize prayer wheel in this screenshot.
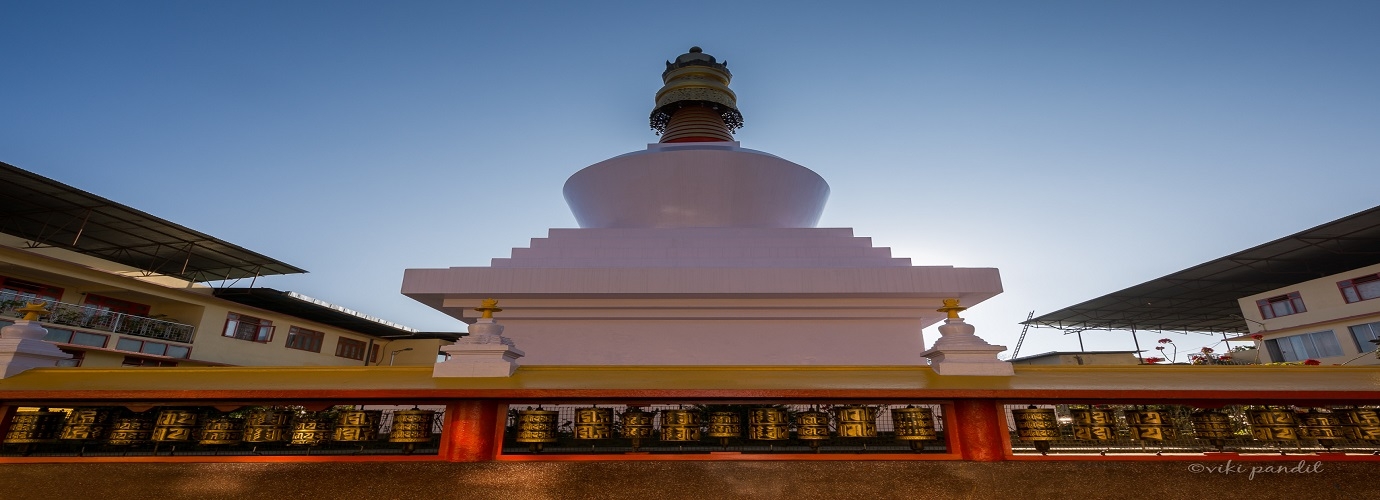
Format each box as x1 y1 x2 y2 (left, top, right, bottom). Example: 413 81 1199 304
289 414 332 446
1124 409 1176 441
659 409 702 442
332 409 382 443
198 416 245 446
747 407 790 441
1190 410 1233 451
242 408 291 444
514 408 558 452
4 409 62 445
706 411 742 448
105 412 155 446
892 406 939 451
1011 406 1059 454
795 408 830 451
573 407 613 441
833 406 878 438
1298 409 1345 450
1248 408 1300 442
1341 408 1380 442
621 408 654 451
59 407 114 442
1069 408 1116 442
151 408 200 443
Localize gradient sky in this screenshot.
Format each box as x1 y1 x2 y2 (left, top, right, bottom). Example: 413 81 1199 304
3 1 1378 361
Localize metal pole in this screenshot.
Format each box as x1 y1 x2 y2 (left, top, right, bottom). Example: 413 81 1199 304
1130 327 1144 362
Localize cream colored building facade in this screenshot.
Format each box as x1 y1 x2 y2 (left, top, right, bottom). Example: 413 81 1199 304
1235 262 1380 366
0 233 444 368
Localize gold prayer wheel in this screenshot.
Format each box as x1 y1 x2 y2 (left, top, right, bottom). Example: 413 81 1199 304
747 407 790 441
513 408 558 451
389 409 436 444
659 409 702 443
332 410 382 442
1011 406 1059 454
105 412 155 446
60 407 114 441
4 409 62 444
892 406 939 451
833 406 878 438
573 407 613 441
242 408 291 444
706 411 741 448
1342 408 1380 442
621 408 654 451
289 414 332 446
795 408 831 451
1298 409 1345 450
1190 410 1233 451
198 416 245 446
151 408 200 443
1124 409 1176 441
1247 408 1300 441
1070 408 1116 442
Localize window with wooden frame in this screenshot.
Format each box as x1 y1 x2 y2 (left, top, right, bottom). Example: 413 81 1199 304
82 294 151 317
1256 292 1306 319
285 326 325 353
223 312 274 343
1339 273 1380 304
1263 330 1344 362
0 276 64 303
335 337 367 360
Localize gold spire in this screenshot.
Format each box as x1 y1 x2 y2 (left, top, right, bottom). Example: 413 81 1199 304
650 47 743 141
17 301 49 321
474 298 502 320
937 299 966 320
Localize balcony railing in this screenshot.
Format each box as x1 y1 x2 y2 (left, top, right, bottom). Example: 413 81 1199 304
0 294 194 344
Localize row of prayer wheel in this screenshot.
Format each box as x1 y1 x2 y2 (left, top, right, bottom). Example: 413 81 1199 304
513 405 940 451
3 407 436 448
1012 406 1380 453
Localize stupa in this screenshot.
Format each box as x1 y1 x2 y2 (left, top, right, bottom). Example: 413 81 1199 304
403 47 1004 366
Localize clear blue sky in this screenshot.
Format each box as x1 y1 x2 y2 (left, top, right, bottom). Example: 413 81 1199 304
3 1 1378 359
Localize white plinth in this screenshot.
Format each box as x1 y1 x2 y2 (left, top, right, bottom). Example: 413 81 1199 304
433 319 525 377
405 228 1003 366
0 320 72 378
919 318 1014 376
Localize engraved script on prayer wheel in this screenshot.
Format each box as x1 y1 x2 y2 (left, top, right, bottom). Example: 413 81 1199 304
4 409 62 445
242 408 290 444
621 408 655 451
198 416 245 446
1190 410 1233 451
333 410 382 443
59 407 113 442
892 406 938 451
659 409 702 442
289 414 332 446
1299 409 1345 449
833 406 878 438
1124 409 1175 441
1248 408 1300 442
514 408 558 452
105 412 155 446
795 408 830 451
1011 406 1058 454
574 407 614 441
706 411 742 448
1070 408 1116 442
1342 408 1380 442
151 408 200 443
747 407 790 441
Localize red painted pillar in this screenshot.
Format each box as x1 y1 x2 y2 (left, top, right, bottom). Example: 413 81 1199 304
951 399 1007 461
440 400 502 462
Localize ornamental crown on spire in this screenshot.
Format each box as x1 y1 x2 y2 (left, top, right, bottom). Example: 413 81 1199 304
650 47 744 141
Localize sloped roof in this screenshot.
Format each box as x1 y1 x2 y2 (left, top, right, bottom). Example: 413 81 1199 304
0 161 305 281
1027 205 1380 334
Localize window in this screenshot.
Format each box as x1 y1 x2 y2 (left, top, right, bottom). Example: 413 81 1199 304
1350 321 1380 353
121 356 177 367
223 312 274 343
114 337 191 359
42 328 109 348
57 349 84 367
1257 292 1306 319
285 327 325 353
1339 274 1380 303
336 337 367 360
82 294 151 317
0 276 64 303
370 344 380 364
1264 330 1345 362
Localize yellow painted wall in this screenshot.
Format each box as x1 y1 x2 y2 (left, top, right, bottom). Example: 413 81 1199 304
1236 262 1380 365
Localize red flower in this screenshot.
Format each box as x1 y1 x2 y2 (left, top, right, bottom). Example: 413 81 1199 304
1251 334 1264 341
1218 355 1232 361
1157 338 1173 344
1303 359 1321 366
1143 357 1164 364
1200 347 1214 354
1156 346 1165 351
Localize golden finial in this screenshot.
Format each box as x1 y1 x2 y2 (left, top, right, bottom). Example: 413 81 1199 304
936 299 966 320
474 298 502 320
17 301 49 321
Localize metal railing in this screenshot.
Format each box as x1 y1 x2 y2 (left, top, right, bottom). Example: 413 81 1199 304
0 293 194 344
